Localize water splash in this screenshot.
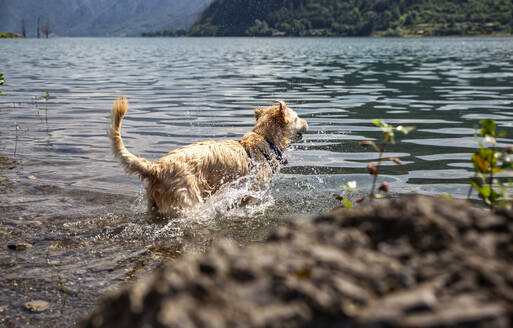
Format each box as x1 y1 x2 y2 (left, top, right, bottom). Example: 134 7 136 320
188 173 274 222
130 186 148 214
98 170 275 244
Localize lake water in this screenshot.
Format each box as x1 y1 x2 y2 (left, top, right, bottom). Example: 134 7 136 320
1 37 513 326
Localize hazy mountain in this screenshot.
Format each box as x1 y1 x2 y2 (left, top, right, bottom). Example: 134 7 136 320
0 0 213 36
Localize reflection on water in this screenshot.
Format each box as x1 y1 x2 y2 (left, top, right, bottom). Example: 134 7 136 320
0 37 513 326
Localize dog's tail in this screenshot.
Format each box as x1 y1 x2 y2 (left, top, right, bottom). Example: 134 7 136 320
109 97 155 179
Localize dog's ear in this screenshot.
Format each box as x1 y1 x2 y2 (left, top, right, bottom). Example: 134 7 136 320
273 100 286 112
273 100 288 124
254 107 265 121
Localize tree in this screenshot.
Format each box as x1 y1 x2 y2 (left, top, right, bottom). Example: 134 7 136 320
37 17 40 38
188 24 217 36
43 20 51 38
246 19 272 36
21 19 26 38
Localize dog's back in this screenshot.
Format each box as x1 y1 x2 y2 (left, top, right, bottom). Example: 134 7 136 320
149 140 250 214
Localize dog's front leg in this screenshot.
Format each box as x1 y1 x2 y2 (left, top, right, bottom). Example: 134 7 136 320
238 163 274 207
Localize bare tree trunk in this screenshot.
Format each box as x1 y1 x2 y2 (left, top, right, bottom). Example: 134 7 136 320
37 17 40 38
21 18 26 38
43 20 51 38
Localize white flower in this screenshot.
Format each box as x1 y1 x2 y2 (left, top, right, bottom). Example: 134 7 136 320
347 180 357 189
484 135 496 145
396 125 414 135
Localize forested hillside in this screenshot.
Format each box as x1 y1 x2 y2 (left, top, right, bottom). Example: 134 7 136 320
188 0 513 36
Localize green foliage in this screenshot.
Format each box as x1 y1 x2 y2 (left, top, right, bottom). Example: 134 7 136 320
0 32 23 38
188 24 218 36
472 148 497 174
440 193 453 200
190 0 513 36
246 19 273 36
341 199 354 209
469 119 513 209
337 181 359 209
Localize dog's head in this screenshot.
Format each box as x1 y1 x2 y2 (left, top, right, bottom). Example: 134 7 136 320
253 100 308 145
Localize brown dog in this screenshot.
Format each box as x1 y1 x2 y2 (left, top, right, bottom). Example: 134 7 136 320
109 97 308 217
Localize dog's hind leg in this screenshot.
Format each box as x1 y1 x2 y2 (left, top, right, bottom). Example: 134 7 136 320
174 177 203 210
148 176 204 217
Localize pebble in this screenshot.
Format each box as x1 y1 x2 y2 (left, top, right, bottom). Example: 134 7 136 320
24 300 49 313
7 243 33 251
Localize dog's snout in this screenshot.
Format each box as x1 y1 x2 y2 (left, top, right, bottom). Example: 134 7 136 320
301 119 308 132
294 118 308 141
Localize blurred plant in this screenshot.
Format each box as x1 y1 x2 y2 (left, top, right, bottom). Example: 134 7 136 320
0 73 4 94
43 91 50 121
48 258 67 307
361 120 414 200
14 122 30 156
440 193 453 200
32 92 51 107
337 120 414 208
336 180 364 209
32 92 51 123
44 243 67 307
468 119 513 209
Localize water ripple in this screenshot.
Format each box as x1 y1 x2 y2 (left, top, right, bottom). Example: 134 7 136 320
1 37 513 324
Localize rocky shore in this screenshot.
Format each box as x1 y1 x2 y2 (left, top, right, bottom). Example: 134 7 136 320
81 195 513 327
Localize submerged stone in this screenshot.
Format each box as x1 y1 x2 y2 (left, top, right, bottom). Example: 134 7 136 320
7 242 33 251
25 300 49 313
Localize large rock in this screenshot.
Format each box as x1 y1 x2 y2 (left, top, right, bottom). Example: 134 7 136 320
81 195 513 327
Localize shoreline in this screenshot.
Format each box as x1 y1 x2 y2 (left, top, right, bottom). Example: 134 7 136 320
81 195 513 327
5 34 511 39
140 33 513 38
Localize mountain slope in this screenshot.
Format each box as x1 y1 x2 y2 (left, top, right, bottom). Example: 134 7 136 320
189 0 513 36
0 0 212 36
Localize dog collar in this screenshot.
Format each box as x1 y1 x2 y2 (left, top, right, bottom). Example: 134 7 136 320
265 138 285 164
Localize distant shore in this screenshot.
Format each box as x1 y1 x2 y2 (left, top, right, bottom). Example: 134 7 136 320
2 32 511 39
141 26 513 38
140 32 513 38
0 33 23 39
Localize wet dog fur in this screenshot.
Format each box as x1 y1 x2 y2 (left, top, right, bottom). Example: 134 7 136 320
109 97 308 217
